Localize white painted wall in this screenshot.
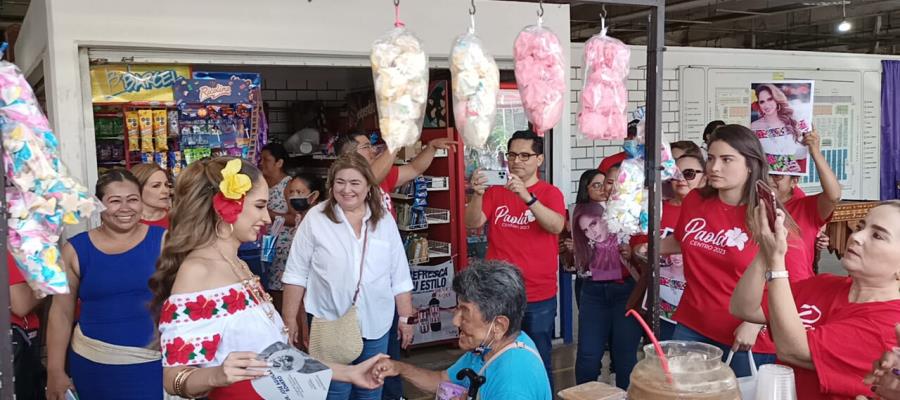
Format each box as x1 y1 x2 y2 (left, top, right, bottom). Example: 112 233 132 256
568 44 898 202
15 0 572 209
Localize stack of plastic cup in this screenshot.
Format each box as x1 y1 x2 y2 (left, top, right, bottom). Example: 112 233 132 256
756 364 797 400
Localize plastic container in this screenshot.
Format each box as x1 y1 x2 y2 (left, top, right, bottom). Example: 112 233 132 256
628 341 740 400
755 364 796 400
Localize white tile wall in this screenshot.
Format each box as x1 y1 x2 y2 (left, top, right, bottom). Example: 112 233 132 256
568 59 682 199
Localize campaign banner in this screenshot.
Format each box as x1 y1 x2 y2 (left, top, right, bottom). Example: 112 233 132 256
251 342 332 400
750 81 815 176
174 78 254 104
90 64 190 103
410 260 459 345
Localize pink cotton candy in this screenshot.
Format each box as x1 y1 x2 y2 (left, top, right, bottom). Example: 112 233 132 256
514 25 566 136
577 32 631 140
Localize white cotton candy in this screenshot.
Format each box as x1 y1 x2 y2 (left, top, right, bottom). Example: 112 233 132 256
371 27 428 152
450 31 499 149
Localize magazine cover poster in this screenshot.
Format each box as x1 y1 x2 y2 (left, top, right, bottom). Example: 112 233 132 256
749 80 814 176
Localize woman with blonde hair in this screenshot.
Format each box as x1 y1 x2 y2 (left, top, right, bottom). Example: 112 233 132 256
149 157 389 399
130 163 172 229
282 152 414 400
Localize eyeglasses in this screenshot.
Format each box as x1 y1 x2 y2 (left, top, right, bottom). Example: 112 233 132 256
588 182 605 189
681 169 704 181
505 152 539 161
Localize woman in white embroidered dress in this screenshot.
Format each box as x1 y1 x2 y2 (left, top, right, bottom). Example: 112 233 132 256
149 157 385 399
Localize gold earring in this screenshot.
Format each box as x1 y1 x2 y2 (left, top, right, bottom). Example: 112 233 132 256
215 220 234 239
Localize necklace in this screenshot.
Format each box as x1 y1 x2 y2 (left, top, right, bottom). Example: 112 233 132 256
214 246 286 333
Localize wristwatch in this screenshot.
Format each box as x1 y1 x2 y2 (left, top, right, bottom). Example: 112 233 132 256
525 193 539 207
399 315 418 325
765 270 790 282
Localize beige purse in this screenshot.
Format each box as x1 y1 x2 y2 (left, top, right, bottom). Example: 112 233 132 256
308 224 368 364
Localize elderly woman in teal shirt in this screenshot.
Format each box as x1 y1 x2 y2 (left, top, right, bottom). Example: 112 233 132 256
371 260 551 399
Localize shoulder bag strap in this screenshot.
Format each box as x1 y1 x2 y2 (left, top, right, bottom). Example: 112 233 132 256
474 341 544 400
352 222 369 305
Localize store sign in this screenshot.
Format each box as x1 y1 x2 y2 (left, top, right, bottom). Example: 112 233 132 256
410 260 459 345
174 78 253 104
90 64 191 103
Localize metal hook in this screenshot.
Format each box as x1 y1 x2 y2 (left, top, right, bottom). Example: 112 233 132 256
469 0 476 16
537 0 544 17
601 4 607 19
600 4 607 32
394 0 399 6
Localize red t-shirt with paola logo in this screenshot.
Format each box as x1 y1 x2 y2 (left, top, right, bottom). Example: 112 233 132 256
483 180 566 302
762 275 900 399
672 190 770 350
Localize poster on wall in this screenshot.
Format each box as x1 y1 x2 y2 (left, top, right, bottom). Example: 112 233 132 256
90 64 191 103
410 260 459 345
750 81 814 176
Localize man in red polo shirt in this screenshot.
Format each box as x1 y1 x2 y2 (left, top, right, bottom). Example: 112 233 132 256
8 252 45 398
465 129 566 387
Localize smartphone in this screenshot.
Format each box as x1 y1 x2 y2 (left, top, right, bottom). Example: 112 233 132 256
756 180 778 233
482 169 509 186
65 389 80 400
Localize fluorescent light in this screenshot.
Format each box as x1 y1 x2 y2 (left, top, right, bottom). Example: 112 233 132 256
837 20 852 32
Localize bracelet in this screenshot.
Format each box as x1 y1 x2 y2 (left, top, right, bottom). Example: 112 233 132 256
174 367 199 398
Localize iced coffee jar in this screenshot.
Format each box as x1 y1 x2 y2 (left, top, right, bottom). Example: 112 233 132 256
628 341 740 400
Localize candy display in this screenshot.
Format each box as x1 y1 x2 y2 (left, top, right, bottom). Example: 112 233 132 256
450 30 499 149
1 60 100 295
514 24 566 135
370 26 428 153
577 31 631 140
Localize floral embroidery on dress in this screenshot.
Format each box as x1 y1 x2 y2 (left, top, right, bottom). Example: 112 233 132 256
160 285 258 325
163 334 222 366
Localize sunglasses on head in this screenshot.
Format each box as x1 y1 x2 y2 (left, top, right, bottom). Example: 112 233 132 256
681 169 703 181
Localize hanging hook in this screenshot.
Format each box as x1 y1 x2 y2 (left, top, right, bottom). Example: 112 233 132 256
600 4 607 33
394 0 399 6
537 0 544 18
469 0 476 16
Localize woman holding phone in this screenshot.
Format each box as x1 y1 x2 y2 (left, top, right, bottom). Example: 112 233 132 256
659 125 805 377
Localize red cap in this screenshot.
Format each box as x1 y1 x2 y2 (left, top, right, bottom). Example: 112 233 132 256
598 152 627 174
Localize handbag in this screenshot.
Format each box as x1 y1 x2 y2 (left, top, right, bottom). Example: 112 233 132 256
726 349 758 400
308 224 368 364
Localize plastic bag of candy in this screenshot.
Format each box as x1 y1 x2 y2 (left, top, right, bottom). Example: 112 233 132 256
371 26 428 153
604 123 681 242
577 30 630 140
450 30 499 149
514 23 566 135
1 59 100 295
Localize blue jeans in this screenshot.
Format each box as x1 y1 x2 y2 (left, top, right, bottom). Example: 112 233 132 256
522 296 556 392
659 320 677 342
671 324 776 378
327 331 389 400
382 310 402 399
575 278 643 389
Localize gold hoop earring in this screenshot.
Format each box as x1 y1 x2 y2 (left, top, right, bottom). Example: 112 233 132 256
216 220 234 239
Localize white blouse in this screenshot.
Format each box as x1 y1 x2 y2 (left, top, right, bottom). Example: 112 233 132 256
282 202 413 339
158 283 287 368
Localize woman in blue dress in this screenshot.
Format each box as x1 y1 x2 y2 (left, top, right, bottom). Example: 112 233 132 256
46 169 164 400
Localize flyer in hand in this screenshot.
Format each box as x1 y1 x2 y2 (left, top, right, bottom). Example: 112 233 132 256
251 342 333 400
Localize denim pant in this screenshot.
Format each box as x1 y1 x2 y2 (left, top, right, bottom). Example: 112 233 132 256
575 278 643 389
659 320 677 342
522 296 557 391
327 331 390 400
671 324 776 378
381 310 403 400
